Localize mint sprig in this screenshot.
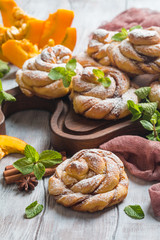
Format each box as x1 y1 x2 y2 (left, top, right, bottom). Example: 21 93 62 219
0 60 10 78
92 69 111 88
124 205 145 219
25 201 43 219
13 145 62 180
127 86 160 141
0 80 16 104
48 58 77 88
112 25 143 41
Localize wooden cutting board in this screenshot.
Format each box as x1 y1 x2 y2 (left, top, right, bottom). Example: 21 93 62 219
0 87 145 155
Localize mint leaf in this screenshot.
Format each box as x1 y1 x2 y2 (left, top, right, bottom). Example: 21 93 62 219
124 205 145 219
155 125 160 132
0 60 10 77
129 25 143 32
92 69 104 78
48 60 77 88
13 157 34 175
111 28 128 41
135 87 151 99
33 163 45 180
66 58 76 71
150 113 157 125
24 145 39 162
25 201 43 219
98 77 111 88
146 132 156 141
127 100 142 121
39 150 62 168
0 80 16 105
140 120 153 131
48 67 66 81
0 80 2 91
1 90 16 102
92 69 111 88
62 70 76 88
121 27 128 35
138 102 157 117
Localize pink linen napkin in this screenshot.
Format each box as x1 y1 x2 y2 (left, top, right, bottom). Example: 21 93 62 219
100 8 160 31
100 135 160 216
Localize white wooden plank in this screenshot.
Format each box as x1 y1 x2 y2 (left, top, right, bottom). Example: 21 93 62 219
115 170 160 240
0 110 51 240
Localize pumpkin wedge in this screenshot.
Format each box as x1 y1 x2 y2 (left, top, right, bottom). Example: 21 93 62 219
39 9 74 48
25 19 45 45
2 39 39 68
0 135 26 159
0 0 18 27
61 27 76 51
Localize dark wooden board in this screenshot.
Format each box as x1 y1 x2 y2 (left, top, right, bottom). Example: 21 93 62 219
0 87 146 155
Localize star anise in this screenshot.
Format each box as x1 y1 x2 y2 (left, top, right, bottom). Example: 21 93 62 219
16 176 38 192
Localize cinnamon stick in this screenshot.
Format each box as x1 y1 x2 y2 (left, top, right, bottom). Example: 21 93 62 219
4 151 67 185
4 167 56 185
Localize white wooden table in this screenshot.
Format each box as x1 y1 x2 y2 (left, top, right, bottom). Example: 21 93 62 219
1 1 160 239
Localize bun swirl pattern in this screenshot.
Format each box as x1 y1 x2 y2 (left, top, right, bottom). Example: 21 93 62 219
16 45 83 99
87 27 160 75
70 66 138 120
48 149 128 212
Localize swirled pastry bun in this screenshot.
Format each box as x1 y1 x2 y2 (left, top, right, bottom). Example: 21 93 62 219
48 149 128 212
16 45 83 99
149 80 160 109
70 66 138 120
87 27 160 75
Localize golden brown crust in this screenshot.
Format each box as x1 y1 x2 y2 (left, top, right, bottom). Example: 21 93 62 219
16 45 83 99
87 27 160 76
149 81 160 109
48 149 128 212
70 66 138 120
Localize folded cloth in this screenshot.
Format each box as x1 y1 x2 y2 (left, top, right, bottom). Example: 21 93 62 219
100 135 160 216
100 8 160 31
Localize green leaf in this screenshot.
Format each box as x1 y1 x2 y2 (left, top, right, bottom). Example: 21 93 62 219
131 112 142 121
25 201 43 219
135 87 151 99
48 65 76 88
48 67 66 81
24 144 39 162
111 28 128 41
146 132 156 141
39 150 62 168
66 58 77 71
127 100 143 121
92 69 104 78
1 90 16 102
138 102 157 117
62 70 76 88
124 205 145 219
155 125 160 132
121 27 128 35
129 25 143 32
0 60 10 77
13 157 34 175
33 163 45 180
98 77 111 88
140 120 153 131
0 80 2 91
156 134 160 141
150 113 157 125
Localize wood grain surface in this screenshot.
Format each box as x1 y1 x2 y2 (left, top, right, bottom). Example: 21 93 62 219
1 1 160 240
